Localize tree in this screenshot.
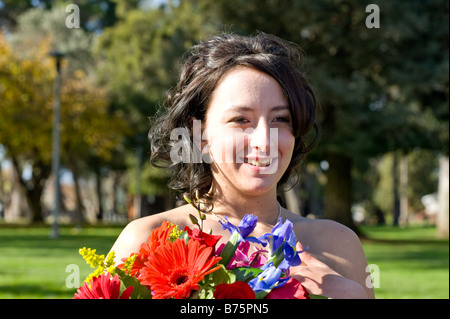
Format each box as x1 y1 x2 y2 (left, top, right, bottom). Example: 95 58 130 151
95 0 217 135
94 0 218 213
0 32 129 222
209 0 449 231
437 156 449 237
0 34 54 222
0 0 117 32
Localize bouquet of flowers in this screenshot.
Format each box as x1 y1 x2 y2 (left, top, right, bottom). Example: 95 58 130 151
74 199 311 299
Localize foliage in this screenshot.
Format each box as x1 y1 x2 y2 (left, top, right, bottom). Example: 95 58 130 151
125 154 171 196
0 34 54 164
9 4 95 74
93 0 218 200
209 0 449 228
372 150 439 215
0 0 117 32
1 1 447 226
0 31 129 221
211 0 448 156
95 0 218 135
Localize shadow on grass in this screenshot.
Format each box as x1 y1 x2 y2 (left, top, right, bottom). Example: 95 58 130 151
0 284 74 299
0 226 123 253
0 226 123 298
361 237 449 245
360 226 449 273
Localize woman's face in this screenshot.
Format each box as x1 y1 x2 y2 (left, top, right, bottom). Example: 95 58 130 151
202 67 295 197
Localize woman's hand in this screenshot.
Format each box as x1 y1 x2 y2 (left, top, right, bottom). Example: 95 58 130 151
290 243 368 299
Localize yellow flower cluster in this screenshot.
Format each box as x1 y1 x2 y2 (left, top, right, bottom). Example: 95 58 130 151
79 247 104 268
79 247 116 284
121 254 137 274
168 224 183 242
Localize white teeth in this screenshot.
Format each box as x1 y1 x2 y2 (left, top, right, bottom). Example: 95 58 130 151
248 159 271 167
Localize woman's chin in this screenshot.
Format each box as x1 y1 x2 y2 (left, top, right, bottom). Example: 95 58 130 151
236 180 277 196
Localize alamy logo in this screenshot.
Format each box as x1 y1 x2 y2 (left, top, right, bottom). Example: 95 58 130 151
65 4 80 29
169 120 280 175
365 4 380 29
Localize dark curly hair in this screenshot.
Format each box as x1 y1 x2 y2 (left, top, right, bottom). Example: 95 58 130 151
149 32 319 210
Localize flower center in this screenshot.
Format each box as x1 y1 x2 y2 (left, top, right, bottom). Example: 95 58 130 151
175 275 189 286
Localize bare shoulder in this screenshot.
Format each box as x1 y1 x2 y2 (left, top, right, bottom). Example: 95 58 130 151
284 211 374 298
110 205 194 264
285 212 362 257
293 216 366 271
299 218 361 248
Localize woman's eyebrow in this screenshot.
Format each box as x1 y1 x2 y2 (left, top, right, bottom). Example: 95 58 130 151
226 105 289 112
270 105 290 112
225 105 253 113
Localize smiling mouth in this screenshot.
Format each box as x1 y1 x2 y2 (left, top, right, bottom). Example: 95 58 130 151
243 158 273 167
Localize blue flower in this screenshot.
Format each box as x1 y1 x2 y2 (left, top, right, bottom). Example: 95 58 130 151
248 262 289 298
219 214 265 244
278 230 305 270
217 214 266 268
258 218 306 270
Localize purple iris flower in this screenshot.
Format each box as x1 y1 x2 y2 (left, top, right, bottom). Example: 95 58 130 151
248 262 289 298
258 218 306 270
219 214 265 245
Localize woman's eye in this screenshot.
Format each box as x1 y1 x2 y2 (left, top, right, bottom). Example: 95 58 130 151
230 117 249 124
274 116 291 123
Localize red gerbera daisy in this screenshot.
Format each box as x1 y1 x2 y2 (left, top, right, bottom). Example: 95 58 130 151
74 273 133 299
119 221 176 277
138 238 222 299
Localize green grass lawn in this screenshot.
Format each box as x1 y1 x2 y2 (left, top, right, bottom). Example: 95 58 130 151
0 225 123 299
0 223 448 299
360 225 449 299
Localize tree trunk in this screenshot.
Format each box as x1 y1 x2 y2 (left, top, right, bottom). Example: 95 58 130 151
11 156 50 223
94 167 103 221
68 159 85 223
323 152 358 232
3 169 30 222
392 151 400 226
437 155 449 238
284 185 301 215
112 171 121 215
399 154 409 225
27 185 45 223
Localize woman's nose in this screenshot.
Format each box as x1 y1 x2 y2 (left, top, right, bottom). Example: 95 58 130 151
249 120 276 152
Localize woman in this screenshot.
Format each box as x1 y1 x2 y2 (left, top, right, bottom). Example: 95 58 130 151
111 32 374 299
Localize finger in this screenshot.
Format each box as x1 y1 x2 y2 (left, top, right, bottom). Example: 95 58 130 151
296 242 309 266
296 241 305 251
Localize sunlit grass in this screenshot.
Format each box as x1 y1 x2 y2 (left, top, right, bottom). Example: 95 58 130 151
361 225 449 299
0 225 122 299
0 224 448 299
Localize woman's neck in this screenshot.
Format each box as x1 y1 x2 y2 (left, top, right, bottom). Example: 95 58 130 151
207 183 280 226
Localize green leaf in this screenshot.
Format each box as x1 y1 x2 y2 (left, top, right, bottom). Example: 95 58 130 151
254 290 270 299
231 267 263 282
198 264 236 299
114 268 152 299
218 232 240 267
189 213 199 225
208 264 236 286
309 294 330 299
179 230 190 244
